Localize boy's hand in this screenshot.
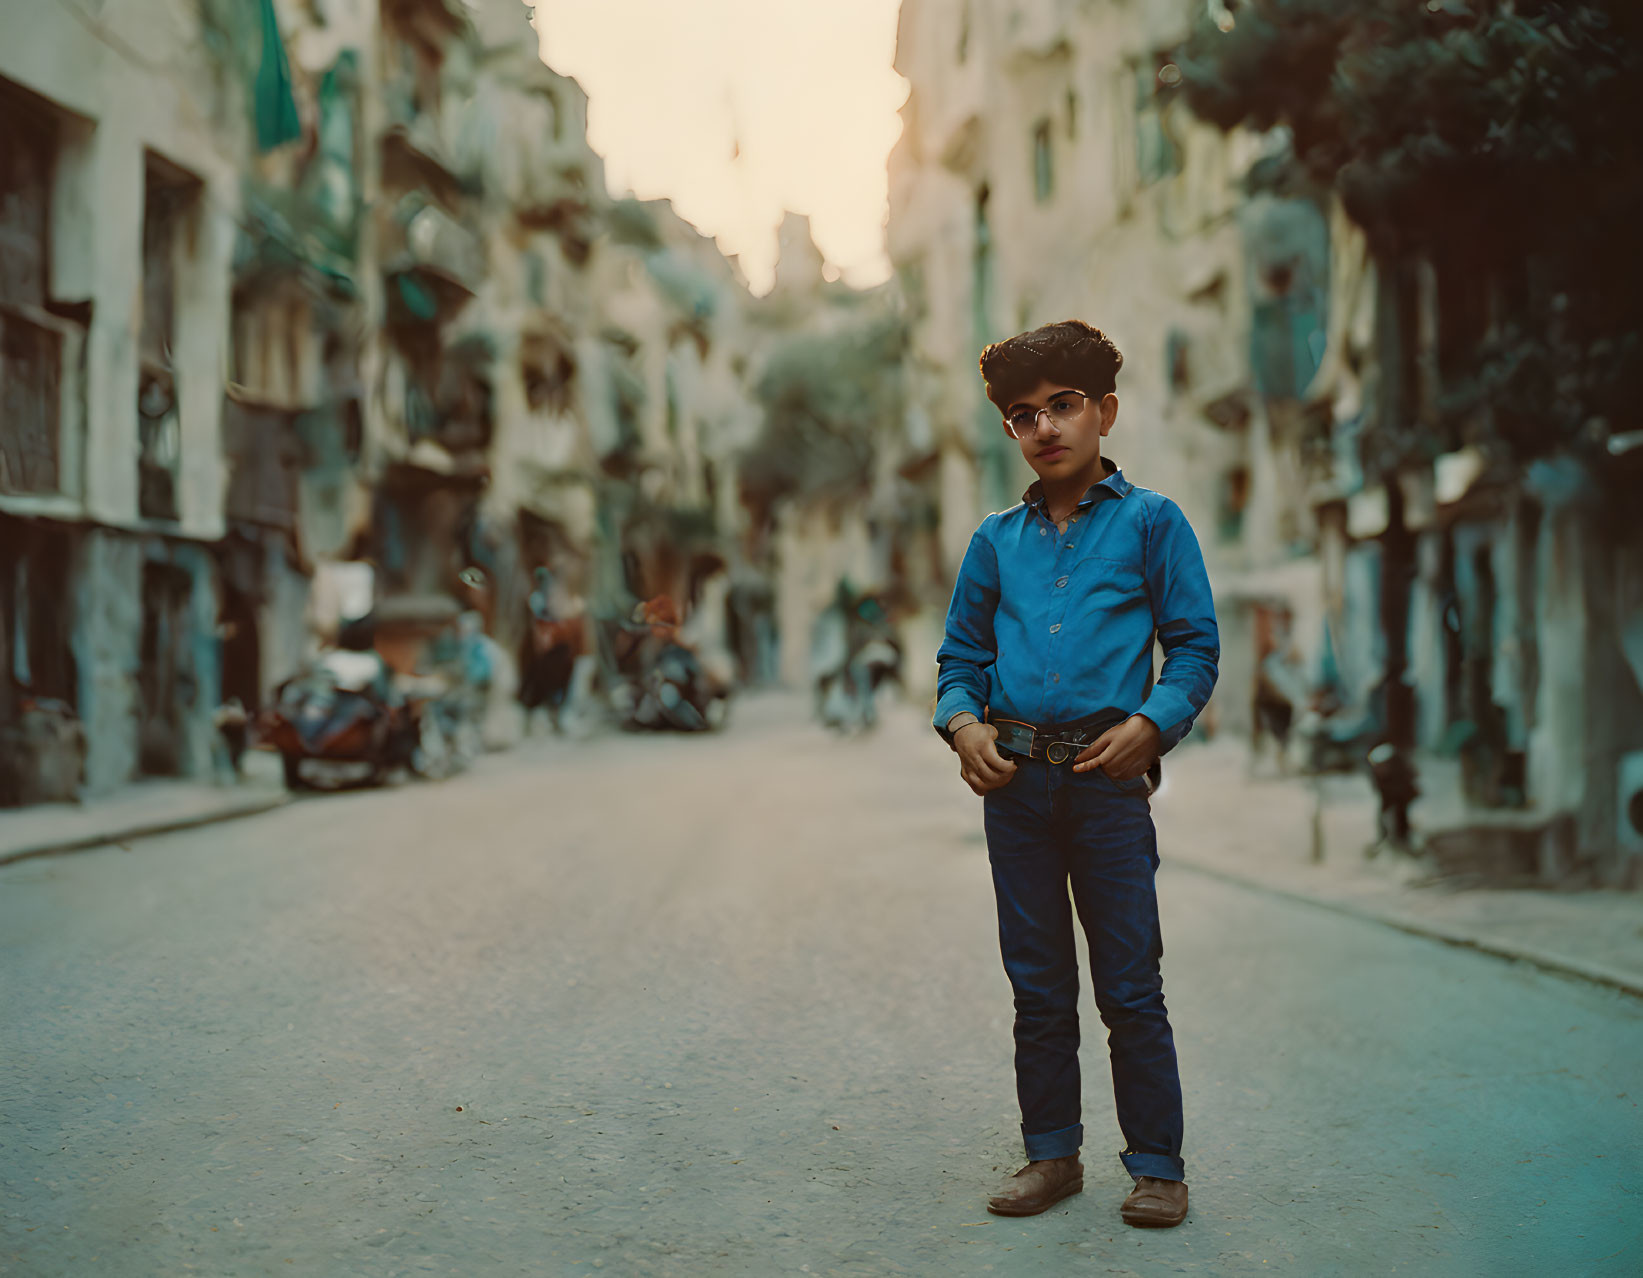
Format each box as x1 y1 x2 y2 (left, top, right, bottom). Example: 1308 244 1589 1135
1072 715 1160 781
954 722 1018 796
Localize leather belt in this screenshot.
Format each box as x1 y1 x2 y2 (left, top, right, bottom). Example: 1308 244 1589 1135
987 708 1131 764
987 707 1162 793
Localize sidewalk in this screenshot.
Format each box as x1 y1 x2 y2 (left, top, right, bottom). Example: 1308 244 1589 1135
1154 740 1643 999
0 752 288 869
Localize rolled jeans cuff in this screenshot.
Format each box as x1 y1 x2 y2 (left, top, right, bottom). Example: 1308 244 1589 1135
1121 1149 1186 1182
1022 1121 1082 1162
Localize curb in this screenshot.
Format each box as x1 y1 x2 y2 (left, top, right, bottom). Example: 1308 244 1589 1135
1169 857 1643 1002
0 793 291 870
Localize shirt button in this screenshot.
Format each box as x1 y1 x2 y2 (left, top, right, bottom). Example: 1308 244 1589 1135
1050 623 1061 633
1055 576 1068 588
1051 673 1060 683
1040 527 1047 536
1065 544 1074 551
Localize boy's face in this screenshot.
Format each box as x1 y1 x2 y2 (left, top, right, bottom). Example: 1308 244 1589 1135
1003 379 1118 483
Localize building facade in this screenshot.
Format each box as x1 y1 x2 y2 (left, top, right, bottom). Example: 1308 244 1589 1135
0 0 825 803
1304 208 1643 883
1 0 246 798
888 0 1643 882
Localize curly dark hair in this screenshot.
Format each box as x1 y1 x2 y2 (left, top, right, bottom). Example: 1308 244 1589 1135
979 320 1124 414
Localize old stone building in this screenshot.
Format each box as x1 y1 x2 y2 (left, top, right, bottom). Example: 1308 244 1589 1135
1303 205 1643 883
0 0 244 799
0 0 780 802
888 0 1643 883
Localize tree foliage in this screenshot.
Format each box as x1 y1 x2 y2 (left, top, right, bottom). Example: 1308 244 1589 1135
1180 1 1642 475
740 315 908 516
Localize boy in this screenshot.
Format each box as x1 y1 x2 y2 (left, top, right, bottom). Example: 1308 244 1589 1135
933 320 1219 1229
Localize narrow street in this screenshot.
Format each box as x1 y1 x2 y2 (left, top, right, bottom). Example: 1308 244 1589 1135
3 696 1640 1277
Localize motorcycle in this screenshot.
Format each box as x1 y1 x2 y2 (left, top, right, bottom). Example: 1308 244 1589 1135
261 651 416 790
625 641 731 732
609 598 731 733
812 588 902 734
396 670 483 779
815 635 902 734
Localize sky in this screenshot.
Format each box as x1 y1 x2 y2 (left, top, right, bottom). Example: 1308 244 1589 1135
532 0 908 294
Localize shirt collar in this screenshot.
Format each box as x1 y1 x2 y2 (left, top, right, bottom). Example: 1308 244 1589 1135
1022 457 1133 513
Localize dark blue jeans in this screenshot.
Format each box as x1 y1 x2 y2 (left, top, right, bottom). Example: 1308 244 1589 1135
982 756 1185 1182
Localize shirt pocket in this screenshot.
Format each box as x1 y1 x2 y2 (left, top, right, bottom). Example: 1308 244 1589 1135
1086 555 1146 596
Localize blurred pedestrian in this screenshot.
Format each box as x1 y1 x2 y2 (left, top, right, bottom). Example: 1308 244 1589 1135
934 321 1219 1230
809 582 853 728
1367 742 1420 854
844 592 902 730
1251 619 1307 776
520 567 585 733
212 698 250 781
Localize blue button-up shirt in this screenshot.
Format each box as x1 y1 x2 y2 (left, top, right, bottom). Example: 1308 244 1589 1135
933 459 1219 750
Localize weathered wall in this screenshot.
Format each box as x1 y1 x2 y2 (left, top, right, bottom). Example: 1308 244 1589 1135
0 0 239 535
71 532 141 794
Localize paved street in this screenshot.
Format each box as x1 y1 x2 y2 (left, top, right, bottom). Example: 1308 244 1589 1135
3 695 1640 1277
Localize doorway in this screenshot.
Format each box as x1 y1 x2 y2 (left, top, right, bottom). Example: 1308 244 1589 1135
137 562 193 776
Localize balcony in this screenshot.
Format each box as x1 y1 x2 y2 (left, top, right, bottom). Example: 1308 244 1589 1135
1003 0 1076 62
381 117 472 209
136 359 180 522
382 196 485 321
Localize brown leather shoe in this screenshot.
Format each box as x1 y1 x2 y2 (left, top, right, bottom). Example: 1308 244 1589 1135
986 1155 1084 1217
1120 1176 1188 1227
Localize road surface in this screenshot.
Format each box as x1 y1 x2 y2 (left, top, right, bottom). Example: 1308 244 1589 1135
3 695 1639 1275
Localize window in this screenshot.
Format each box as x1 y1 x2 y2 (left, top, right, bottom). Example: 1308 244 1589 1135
1135 61 1182 185
1033 121 1053 203
1165 328 1192 394
1246 198 1330 401
139 152 202 521
526 250 547 307
0 86 51 309
971 185 992 345
0 77 78 499
521 336 575 416
1218 467 1250 544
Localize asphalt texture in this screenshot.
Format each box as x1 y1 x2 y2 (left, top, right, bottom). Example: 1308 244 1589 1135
3 695 1640 1276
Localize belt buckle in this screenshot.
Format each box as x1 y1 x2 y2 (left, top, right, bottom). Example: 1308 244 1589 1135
1044 739 1077 765
991 719 1034 760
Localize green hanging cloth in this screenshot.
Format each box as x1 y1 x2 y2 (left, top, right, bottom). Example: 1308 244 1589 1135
254 0 303 151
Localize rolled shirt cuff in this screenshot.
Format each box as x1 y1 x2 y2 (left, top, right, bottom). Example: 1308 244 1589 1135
933 691 985 745
1136 686 1197 754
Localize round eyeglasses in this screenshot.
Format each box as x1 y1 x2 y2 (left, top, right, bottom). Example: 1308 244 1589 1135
1003 390 1093 440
